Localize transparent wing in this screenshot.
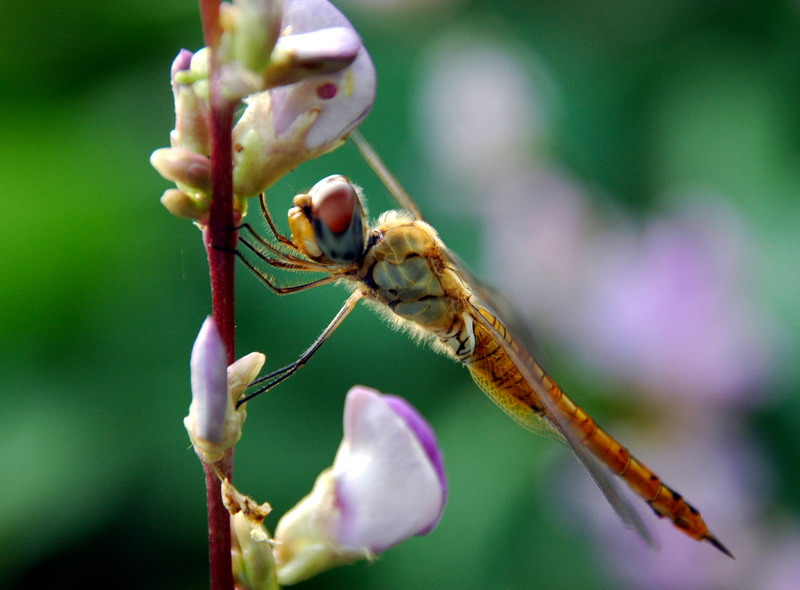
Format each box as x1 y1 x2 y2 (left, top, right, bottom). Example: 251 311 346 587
460 281 656 547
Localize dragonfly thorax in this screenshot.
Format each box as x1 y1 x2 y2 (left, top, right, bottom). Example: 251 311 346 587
358 212 476 361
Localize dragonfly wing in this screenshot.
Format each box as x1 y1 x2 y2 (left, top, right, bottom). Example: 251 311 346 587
350 130 425 221
463 295 657 548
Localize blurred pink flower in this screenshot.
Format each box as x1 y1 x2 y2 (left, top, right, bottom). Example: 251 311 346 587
413 34 784 590
577 199 771 404
415 34 551 195
416 36 772 404
483 181 772 405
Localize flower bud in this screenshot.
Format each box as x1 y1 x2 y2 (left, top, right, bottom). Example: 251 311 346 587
229 0 284 75
184 318 265 462
159 189 210 222
274 386 446 584
170 49 211 156
150 147 212 193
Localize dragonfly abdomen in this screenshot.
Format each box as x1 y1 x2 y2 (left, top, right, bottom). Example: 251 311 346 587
553 387 725 541
463 304 732 555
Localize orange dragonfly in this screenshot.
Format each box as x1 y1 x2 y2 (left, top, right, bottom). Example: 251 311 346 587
233 130 732 558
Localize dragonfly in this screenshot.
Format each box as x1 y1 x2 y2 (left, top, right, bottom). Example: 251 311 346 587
232 130 733 558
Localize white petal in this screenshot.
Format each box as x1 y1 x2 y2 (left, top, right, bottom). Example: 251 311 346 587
333 387 444 552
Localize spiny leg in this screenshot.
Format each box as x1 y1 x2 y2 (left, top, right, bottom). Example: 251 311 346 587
237 233 328 272
232 190 311 266
236 221 322 269
258 192 298 251
236 291 363 406
236 222 298 260
234 240 337 295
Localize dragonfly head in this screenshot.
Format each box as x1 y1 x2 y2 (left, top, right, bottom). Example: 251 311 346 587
288 175 368 264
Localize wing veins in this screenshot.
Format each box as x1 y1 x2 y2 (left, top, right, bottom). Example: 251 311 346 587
465 298 657 548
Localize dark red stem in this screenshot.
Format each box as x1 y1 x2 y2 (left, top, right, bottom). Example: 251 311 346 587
199 1 236 589
204 451 234 590
199 0 221 53
204 95 237 365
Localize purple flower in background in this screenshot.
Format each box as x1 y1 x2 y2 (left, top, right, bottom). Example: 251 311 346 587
575 200 772 405
414 35 788 590
417 36 772 405
417 37 542 187
274 386 447 584
484 183 773 406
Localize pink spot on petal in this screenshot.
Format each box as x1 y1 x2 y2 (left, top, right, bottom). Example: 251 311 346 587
317 82 338 100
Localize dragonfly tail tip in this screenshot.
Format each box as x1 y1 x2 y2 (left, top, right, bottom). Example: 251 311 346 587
706 535 735 559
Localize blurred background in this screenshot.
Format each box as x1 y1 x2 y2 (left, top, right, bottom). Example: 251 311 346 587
2 0 799 588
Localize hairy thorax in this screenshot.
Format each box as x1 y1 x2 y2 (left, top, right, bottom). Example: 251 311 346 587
351 211 476 360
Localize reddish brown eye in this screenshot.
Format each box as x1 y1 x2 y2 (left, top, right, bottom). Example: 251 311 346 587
312 176 357 234
307 175 366 263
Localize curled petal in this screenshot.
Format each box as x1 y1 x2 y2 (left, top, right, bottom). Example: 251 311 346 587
273 386 446 584
268 37 374 150
335 387 446 551
150 147 211 193
264 27 360 88
228 352 266 403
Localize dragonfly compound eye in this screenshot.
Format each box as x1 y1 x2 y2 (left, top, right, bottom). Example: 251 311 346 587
309 175 367 264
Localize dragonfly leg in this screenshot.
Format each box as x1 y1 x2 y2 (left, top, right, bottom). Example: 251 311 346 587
257 192 299 251
236 221 317 268
235 237 338 294
238 233 328 271
236 291 363 406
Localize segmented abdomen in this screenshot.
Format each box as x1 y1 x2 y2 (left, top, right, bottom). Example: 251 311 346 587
460 304 730 555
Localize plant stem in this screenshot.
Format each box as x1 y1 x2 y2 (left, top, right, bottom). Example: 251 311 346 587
204 95 237 365
199 0 221 52
204 451 234 590
200 1 236 589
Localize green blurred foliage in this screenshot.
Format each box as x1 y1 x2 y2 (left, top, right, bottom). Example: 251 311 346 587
1 1 799 589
